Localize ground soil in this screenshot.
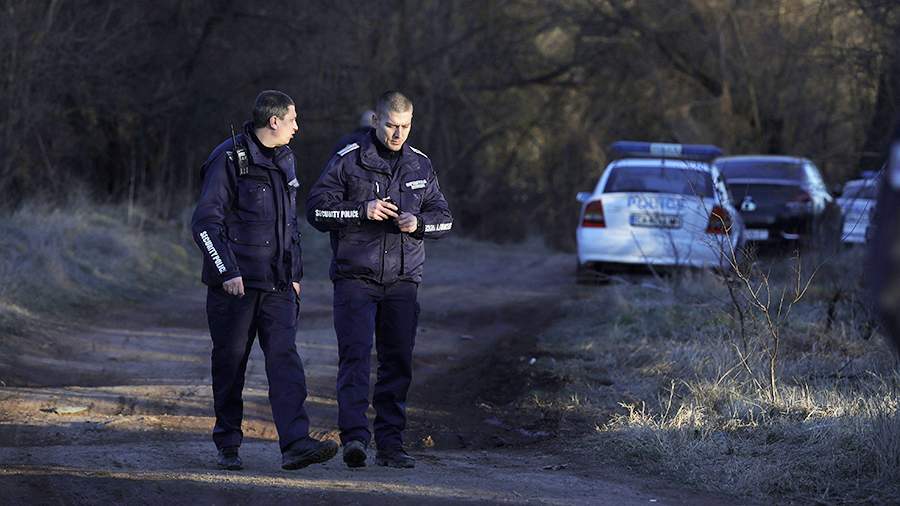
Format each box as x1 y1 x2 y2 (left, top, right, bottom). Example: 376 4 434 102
0 239 746 505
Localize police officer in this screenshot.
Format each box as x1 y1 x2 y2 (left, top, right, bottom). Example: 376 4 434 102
869 140 900 351
330 109 375 156
306 91 452 468
191 90 338 471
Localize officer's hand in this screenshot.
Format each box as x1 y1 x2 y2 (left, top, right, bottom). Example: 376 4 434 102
366 199 399 221
223 276 245 297
396 212 418 233
292 282 301 297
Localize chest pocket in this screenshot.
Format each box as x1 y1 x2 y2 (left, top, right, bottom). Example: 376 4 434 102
399 174 428 213
235 178 275 222
347 174 377 202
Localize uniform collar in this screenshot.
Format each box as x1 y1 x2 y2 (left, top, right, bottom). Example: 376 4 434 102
241 121 296 181
358 132 420 175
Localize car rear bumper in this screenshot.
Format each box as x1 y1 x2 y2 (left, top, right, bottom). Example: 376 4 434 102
576 228 734 268
841 215 869 244
841 227 867 243
741 214 812 242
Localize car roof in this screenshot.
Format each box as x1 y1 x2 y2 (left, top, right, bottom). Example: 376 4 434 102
714 155 809 165
610 158 713 173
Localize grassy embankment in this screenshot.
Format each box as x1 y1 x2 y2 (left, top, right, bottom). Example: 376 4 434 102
518 247 899 504
0 205 196 384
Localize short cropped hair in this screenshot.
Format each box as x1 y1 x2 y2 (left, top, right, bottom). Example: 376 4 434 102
252 90 294 129
376 91 413 117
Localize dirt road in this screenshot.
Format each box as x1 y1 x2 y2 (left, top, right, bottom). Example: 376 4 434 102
0 237 733 505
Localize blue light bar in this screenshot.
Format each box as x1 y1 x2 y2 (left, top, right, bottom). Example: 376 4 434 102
611 140 723 160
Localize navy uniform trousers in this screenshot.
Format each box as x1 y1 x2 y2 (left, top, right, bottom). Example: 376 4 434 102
333 279 419 451
207 286 310 451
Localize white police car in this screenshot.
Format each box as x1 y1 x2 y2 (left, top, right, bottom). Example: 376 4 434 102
576 141 745 279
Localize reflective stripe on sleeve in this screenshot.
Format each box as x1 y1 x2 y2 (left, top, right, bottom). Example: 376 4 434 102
315 209 360 219
199 230 227 274
424 222 452 233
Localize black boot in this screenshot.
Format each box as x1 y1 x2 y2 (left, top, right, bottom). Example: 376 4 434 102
342 440 368 468
281 437 339 470
217 446 243 471
375 447 415 468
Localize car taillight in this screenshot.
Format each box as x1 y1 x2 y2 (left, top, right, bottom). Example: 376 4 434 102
706 205 731 234
582 200 605 228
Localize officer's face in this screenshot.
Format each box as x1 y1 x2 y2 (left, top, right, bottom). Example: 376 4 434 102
271 105 299 147
374 108 412 151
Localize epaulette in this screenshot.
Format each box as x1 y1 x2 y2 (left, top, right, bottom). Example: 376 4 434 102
337 143 360 157
409 145 429 159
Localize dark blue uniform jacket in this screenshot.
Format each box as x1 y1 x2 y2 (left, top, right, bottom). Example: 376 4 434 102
191 123 302 291
869 143 900 349
306 135 452 284
331 127 373 156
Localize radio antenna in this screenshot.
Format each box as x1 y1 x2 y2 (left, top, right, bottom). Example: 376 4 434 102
229 123 250 176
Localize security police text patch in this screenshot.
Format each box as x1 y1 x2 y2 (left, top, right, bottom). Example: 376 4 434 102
424 222 452 233
405 179 427 190
315 209 359 219
199 230 227 274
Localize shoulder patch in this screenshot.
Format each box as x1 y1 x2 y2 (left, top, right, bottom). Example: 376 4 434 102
408 145 429 159
337 143 360 157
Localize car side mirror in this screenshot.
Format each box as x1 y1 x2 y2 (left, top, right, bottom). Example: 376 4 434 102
576 192 592 203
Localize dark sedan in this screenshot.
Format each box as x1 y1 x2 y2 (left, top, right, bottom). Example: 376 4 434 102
713 155 841 246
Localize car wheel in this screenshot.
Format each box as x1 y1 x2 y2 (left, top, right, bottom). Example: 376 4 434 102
576 261 611 284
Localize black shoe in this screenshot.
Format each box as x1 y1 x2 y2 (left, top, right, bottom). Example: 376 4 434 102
281 437 339 470
217 447 243 471
375 447 415 468
342 440 367 468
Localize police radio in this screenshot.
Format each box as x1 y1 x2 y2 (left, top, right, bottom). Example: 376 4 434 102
227 123 250 176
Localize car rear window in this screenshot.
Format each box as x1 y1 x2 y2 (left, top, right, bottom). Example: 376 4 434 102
715 160 805 181
604 165 713 197
842 181 878 199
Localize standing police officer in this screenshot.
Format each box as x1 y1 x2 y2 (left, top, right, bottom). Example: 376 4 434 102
306 91 452 468
869 140 900 351
330 109 375 156
192 90 338 471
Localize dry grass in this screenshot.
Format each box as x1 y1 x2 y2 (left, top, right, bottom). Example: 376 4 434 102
0 204 195 335
527 247 900 503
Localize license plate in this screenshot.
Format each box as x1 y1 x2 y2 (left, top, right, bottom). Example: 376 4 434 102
629 213 682 228
745 228 769 241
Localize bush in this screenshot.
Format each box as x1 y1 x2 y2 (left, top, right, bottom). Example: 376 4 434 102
0 204 195 330
525 248 900 503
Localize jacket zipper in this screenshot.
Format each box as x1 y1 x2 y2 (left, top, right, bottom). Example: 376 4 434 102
364 154 400 284
263 149 290 290
273 170 284 290
379 231 387 283
378 175 387 283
